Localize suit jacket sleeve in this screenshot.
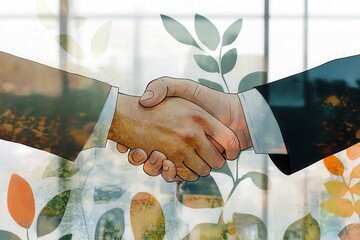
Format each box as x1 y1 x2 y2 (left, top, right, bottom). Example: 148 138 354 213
0 52 111 161
255 55 360 174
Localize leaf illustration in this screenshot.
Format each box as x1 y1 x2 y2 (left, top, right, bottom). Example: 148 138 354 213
243 172 270 190
161 14 200 49
323 155 345 176
283 214 320 240
183 223 225 239
57 34 85 59
229 213 268 239
346 142 360 160
194 14 220 51
42 158 79 178
221 48 237 75
36 0 57 29
222 18 243 46
130 192 165 239
238 71 267 93
339 223 360 239
193 54 219 73
95 208 124 240
93 185 126 203
7 174 35 229
324 180 348 197
177 175 223 208
320 198 354 217
213 162 232 177
0 230 21 240
354 200 360 216
350 182 360 195
59 234 73 240
198 79 224 92
37 190 71 237
91 21 112 58
350 163 360 179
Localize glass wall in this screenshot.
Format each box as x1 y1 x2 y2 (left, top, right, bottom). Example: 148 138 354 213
0 0 359 239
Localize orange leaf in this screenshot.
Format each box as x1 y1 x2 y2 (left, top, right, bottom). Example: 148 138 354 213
350 182 360 196
320 198 353 217
346 143 360 160
130 192 165 239
323 155 344 176
324 180 348 197
350 164 360 179
7 174 35 228
354 200 360 216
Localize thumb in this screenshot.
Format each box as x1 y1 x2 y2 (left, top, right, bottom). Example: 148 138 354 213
140 76 219 109
139 78 168 107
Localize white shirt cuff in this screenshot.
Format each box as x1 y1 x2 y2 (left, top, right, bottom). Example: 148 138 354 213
84 87 118 149
238 89 287 154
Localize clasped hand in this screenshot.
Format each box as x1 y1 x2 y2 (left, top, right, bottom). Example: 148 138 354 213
110 77 252 182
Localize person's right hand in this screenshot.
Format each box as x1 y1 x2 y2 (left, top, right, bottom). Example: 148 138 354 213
120 77 253 181
108 92 240 181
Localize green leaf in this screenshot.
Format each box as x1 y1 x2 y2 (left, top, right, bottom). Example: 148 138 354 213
194 14 220 51
161 14 200 49
36 0 57 29
222 18 243 46
339 223 360 239
213 162 232 178
95 208 124 240
93 185 126 203
283 214 320 240
243 171 270 190
198 79 224 92
194 54 219 73
42 158 79 178
177 175 223 208
57 34 85 59
238 71 267 92
37 190 71 237
0 230 21 240
59 234 73 240
221 48 237 75
230 213 268 239
91 21 112 58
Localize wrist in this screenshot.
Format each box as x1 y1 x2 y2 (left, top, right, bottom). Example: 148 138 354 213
230 93 253 150
108 93 138 145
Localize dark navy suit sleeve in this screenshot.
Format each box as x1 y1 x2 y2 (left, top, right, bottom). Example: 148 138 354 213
255 55 360 174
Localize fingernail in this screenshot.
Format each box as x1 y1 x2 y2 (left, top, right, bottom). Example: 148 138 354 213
149 156 158 165
163 164 169 171
140 90 154 101
132 149 144 162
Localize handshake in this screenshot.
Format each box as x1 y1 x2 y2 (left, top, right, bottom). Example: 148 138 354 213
108 77 253 182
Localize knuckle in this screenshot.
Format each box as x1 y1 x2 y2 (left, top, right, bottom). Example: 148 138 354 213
212 157 226 170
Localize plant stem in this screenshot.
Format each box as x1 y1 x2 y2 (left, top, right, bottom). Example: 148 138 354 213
26 229 29 240
342 175 355 203
226 174 247 203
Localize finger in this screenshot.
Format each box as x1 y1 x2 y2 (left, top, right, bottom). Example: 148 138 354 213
128 148 148 166
194 134 226 170
161 160 177 182
143 151 166 176
116 143 129 153
176 164 199 182
203 117 240 160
